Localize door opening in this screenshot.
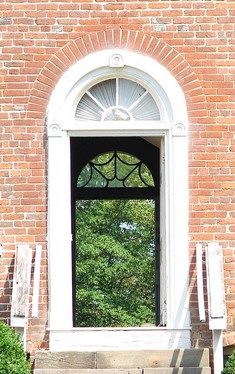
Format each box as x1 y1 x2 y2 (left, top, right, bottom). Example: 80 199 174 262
71 137 160 327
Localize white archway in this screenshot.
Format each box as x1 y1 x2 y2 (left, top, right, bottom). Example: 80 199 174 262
47 49 190 351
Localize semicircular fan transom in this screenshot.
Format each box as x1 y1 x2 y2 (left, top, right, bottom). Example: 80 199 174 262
75 78 160 121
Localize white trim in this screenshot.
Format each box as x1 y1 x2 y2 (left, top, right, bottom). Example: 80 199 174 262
68 128 170 138
66 121 170 131
213 330 224 374
32 244 42 319
47 132 72 329
47 50 187 131
47 49 190 350
196 243 206 322
206 242 226 329
49 328 191 352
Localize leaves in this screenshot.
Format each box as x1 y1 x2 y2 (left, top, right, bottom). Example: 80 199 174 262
77 152 154 188
0 322 30 374
75 199 157 327
222 350 235 374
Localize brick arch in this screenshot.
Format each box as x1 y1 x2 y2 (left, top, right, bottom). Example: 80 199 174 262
27 30 206 121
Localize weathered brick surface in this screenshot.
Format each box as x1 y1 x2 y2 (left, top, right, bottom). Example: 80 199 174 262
0 0 234 364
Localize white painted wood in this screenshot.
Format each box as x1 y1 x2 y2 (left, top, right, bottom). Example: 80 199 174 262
168 133 190 329
49 328 191 352
11 244 32 327
68 127 169 139
160 136 167 326
196 244 206 322
15 326 26 351
32 245 42 318
66 121 170 132
212 330 223 374
206 243 226 373
206 242 226 329
47 50 188 128
47 49 190 350
47 132 73 329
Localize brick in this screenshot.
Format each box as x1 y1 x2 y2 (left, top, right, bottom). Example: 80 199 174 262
0 2 234 367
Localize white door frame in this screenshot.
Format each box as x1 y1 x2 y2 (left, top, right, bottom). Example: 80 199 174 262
47 50 190 351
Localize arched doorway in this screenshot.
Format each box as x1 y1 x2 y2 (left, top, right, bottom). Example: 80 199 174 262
47 49 190 351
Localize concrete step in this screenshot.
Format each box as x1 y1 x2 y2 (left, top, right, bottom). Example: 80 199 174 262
144 369 211 374
34 368 211 374
97 350 209 368
34 349 210 370
34 370 142 374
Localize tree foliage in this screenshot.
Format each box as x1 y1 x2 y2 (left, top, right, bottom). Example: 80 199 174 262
222 350 235 374
0 321 30 374
75 199 157 327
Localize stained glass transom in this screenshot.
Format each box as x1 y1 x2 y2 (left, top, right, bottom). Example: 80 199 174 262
75 78 160 121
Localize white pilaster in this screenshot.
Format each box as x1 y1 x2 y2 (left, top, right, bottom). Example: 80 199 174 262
47 130 73 329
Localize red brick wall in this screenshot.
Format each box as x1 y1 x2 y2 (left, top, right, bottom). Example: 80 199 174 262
0 0 235 358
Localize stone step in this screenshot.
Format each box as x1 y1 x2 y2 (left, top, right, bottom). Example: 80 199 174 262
34 368 211 374
34 370 142 374
97 350 209 369
144 369 211 374
34 349 210 370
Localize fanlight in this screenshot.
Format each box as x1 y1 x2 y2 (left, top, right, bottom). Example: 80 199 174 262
75 78 160 121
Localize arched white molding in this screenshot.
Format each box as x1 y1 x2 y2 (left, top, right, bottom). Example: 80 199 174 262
47 49 188 133
47 49 190 351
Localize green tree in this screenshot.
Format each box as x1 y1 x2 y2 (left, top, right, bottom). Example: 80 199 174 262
75 198 157 327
